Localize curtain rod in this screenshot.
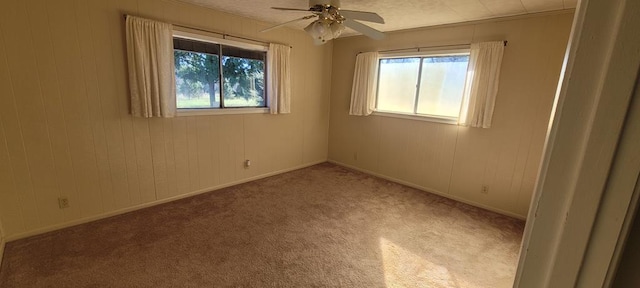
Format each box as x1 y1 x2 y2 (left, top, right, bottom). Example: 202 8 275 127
123 14 292 49
359 41 508 55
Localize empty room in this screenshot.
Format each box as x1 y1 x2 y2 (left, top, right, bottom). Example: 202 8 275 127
0 0 638 287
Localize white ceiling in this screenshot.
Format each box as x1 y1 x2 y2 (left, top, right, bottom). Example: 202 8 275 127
176 0 576 36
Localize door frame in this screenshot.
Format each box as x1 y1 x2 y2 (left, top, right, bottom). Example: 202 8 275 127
513 0 640 286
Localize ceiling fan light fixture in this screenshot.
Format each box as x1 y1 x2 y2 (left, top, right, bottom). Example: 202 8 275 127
330 22 345 38
305 20 334 44
269 0 385 43
312 38 326 46
304 20 327 38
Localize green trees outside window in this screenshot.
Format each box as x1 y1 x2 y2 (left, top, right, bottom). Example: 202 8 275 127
173 37 266 109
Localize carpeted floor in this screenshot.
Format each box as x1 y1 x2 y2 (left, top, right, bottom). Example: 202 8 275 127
0 163 524 287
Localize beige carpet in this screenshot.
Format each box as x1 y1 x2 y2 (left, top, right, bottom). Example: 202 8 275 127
0 163 524 287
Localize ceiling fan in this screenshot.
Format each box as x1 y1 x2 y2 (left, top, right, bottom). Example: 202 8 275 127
261 0 385 45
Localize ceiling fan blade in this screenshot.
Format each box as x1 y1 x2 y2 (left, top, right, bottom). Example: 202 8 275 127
271 7 311 12
339 10 385 24
343 19 385 40
261 15 315 33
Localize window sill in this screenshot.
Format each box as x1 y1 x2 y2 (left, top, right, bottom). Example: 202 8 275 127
177 107 269 117
372 111 458 125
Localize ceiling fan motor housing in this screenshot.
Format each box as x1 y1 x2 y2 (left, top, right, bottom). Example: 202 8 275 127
309 0 341 8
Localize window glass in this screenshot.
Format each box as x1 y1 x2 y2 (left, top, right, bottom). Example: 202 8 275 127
174 50 220 109
376 51 470 120
376 58 420 114
416 56 469 117
173 37 266 109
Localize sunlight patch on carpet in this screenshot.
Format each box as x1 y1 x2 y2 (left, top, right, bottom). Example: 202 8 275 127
379 237 485 288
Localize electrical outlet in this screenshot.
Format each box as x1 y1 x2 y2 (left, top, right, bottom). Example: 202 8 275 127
353 152 358 161
58 197 70 209
244 159 251 169
481 185 489 194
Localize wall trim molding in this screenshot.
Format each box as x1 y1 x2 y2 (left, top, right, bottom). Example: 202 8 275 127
5 160 327 242
328 159 527 220
340 9 575 39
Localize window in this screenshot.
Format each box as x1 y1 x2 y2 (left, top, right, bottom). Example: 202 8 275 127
376 49 470 121
173 31 267 111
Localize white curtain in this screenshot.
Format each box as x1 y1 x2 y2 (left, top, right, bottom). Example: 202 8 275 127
267 43 291 114
349 52 379 116
126 16 176 118
458 41 505 128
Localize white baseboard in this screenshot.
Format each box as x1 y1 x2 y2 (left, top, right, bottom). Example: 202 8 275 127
328 159 527 220
6 160 327 242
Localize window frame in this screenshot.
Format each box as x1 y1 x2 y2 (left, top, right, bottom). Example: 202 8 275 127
374 47 471 124
172 29 269 116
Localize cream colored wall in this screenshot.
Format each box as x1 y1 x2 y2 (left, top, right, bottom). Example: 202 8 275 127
0 0 331 240
328 12 573 218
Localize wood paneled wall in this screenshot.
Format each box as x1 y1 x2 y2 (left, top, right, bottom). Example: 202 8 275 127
328 12 574 218
0 0 331 240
